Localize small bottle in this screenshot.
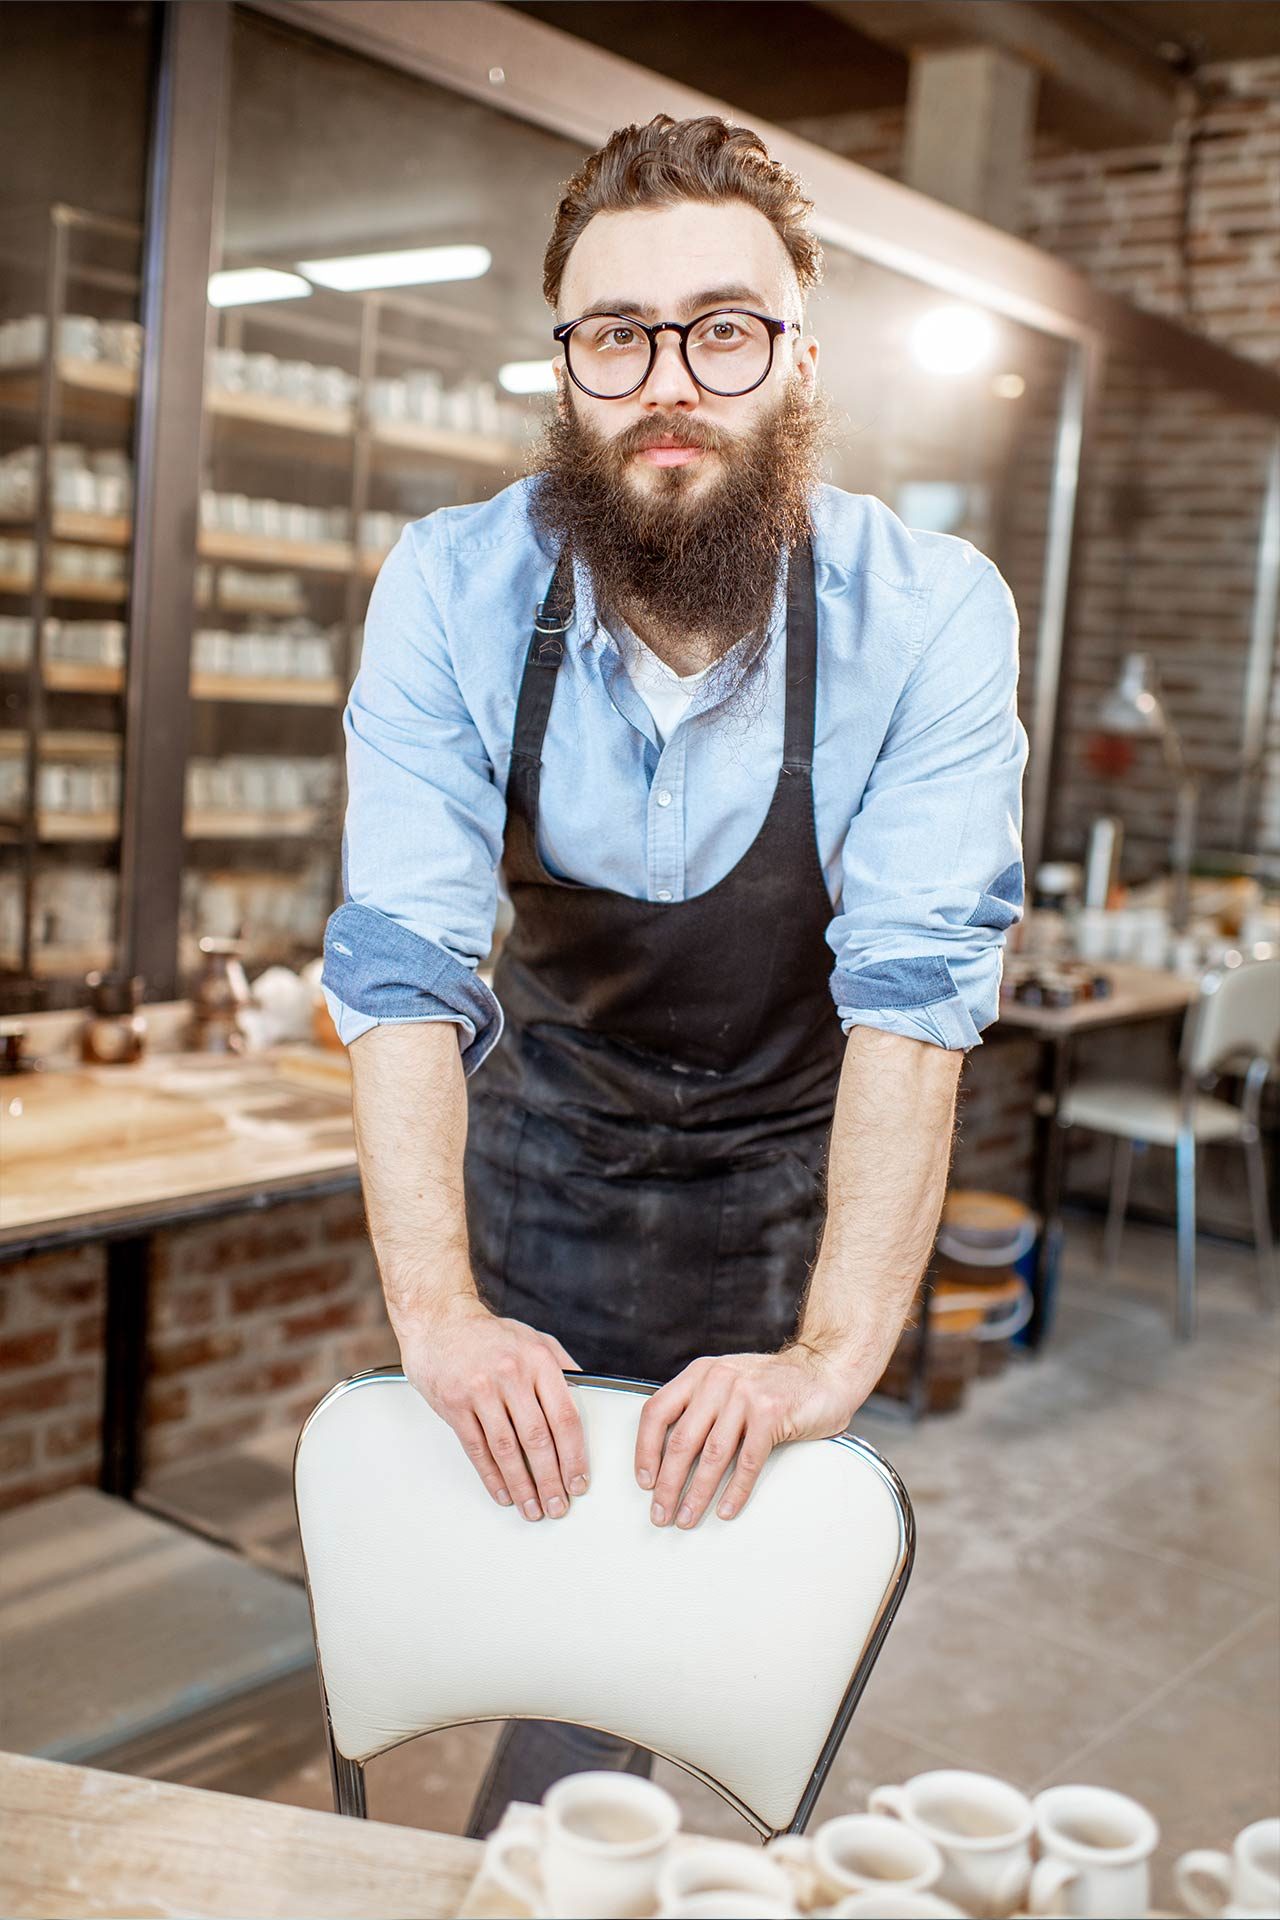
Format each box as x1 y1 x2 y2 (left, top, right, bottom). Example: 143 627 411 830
81 970 147 1065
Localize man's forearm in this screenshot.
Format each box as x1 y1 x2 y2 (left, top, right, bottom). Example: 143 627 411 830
348 1020 476 1342
795 1025 963 1380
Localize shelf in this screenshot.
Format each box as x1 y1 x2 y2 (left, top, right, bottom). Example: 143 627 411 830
43 661 124 694
0 356 137 423
207 386 355 445
0 512 130 547
0 576 129 605
359 548 391 580
38 810 119 842
0 729 119 758
186 809 323 840
198 529 354 574
370 418 521 471
191 672 342 707
31 944 113 979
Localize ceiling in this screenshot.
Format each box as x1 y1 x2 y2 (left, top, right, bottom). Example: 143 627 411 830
508 2 1280 148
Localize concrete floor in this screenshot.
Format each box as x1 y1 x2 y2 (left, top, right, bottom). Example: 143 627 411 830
122 1212 1280 1912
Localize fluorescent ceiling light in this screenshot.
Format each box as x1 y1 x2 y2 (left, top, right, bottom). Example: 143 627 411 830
909 304 996 376
499 358 558 395
208 268 311 308
297 245 492 292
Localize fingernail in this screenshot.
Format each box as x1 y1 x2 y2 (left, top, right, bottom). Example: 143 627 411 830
717 1500 734 1520
650 1502 665 1525
676 1504 693 1528
546 1496 567 1518
523 1499 542 1521
570 1475 588 1496
496 1489 513 1506
637 1468 653 1489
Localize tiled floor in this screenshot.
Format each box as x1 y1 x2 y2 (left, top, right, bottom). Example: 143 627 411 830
120 1213 1280 1911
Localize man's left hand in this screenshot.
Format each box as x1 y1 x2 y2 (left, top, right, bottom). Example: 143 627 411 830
633 1341 880 1529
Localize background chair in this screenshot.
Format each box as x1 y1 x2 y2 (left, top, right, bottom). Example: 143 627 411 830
1058 957 1280 1338
293 1368 913 1840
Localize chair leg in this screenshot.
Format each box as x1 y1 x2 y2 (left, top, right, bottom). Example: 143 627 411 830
1102 1137 1134 1281
1174 1129 1197 1341
331 1749 367 1818
1243 1134 1277 1310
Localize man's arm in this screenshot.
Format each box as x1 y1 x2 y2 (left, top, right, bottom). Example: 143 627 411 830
633 1026 960 1529
350 1020 590 1522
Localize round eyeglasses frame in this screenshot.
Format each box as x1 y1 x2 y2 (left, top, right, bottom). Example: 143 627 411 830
551 307 799 400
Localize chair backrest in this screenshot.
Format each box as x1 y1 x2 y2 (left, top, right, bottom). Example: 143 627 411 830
1183 957 1280 1078
293 1369 912 1838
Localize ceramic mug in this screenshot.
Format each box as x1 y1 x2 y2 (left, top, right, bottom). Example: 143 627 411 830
1029 1785 1158 1917
869 1770 1034 1917
1176 1817 1280 1918
659 1898 794 1920
656 1839 796 1916
830 1896 966 1919
768 1813 944 1907
484 1769 680 1919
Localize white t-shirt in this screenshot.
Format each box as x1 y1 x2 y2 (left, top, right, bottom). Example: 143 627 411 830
612 626 713 745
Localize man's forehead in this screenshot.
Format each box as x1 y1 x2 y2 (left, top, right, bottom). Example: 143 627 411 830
560 200 796 315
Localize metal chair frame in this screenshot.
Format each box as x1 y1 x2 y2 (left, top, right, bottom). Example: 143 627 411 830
293 1367 915 1840
1063 963 1278 1338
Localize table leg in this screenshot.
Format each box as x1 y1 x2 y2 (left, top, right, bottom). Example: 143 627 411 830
100 1233 152 1499
1026 1037 1071 1350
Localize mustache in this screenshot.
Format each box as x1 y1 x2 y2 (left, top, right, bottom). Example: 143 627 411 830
614 415 726 457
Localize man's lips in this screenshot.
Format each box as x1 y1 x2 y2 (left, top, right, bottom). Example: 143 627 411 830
633 443 707 467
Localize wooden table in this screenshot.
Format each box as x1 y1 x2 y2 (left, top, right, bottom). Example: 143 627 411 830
0 1046 360 1498
994 962 1198 1346
0 1749 482 1919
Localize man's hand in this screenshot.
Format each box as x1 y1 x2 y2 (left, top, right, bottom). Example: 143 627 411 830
633 1339 882 1530
400 1297 589 1522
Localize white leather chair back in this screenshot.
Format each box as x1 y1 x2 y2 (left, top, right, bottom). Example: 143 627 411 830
294 1370 912 1837
1184 958 1280 1077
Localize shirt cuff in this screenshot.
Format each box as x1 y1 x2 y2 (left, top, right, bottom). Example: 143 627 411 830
321 902 504 1074
831 956 986 1051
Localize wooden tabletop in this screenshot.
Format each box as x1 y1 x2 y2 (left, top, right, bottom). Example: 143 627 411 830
0 1749 483 1919
996 961 1197 1038
0 1046 357 1251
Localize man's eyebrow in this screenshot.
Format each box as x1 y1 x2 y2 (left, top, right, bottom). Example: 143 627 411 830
575 285 770 322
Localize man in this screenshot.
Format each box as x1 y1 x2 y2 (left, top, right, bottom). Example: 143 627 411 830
322 113 1026 1830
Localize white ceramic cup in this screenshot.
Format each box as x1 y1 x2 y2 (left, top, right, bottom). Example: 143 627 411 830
484 1769 680 1919
1176 1817 1280 1918
656 1840 796 1916
869 1770 1034 1917
830 1895 966 1919
768 1813 944 1907
659 1895 795 1919
1029 1784 1159 1917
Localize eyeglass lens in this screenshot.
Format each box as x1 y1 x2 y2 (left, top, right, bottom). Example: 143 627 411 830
566 311 773 397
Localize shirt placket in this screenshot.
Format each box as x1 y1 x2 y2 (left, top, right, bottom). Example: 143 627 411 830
646 727 688 902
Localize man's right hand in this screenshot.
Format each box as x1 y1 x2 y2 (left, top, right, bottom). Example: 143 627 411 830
399 1297 589 1521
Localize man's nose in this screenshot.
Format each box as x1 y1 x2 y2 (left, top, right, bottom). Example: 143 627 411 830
640 329 700 409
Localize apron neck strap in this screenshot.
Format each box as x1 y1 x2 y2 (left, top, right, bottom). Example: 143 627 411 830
782 535 818 775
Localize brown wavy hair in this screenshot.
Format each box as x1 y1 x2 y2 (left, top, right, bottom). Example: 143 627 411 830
543 113 824 312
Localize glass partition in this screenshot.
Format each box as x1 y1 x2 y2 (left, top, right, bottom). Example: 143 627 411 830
178 8 587 985
0 2 156 1010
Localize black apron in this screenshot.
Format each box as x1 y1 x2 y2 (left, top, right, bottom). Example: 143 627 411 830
463 538 845 1380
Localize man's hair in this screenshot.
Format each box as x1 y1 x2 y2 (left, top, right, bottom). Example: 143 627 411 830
543 113 824 313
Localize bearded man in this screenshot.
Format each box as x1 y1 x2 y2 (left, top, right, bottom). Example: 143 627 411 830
322 113 1027 1830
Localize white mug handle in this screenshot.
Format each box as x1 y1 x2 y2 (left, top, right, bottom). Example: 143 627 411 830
1175 1849 1234 1918
765 1835 823 1911
485 1809 547 1915
1029 1856 1078 1917
868 1784 912 1821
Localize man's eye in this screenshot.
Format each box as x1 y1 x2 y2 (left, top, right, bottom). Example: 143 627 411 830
604 327 637 349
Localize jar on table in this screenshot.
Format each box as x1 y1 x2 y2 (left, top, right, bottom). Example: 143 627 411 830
81 970 147 1065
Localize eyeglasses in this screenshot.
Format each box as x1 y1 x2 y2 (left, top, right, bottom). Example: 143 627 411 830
552 307 798 400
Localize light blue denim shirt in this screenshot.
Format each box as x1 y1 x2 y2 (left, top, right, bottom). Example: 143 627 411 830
322 477 1027 1070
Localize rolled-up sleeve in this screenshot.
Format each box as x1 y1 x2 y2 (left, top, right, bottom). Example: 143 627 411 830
828 551 1027 1051
321 518 506 1072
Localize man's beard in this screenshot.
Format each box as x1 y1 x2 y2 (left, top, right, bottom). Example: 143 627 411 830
527 378 828 670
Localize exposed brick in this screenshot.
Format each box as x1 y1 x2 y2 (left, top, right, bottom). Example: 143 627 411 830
0 1327 61 1370
150 1329 245 1377
71 1314 105 1356
147 1413 261 1470
144 1381 191 1427
218 1356 313 1399
0 1464 95 1513
159 1215 314 1283
229 1259 352 1316
0 1367 96 1420
42 1413 99 1463
279 1298 365 1342
0 1429 35 1476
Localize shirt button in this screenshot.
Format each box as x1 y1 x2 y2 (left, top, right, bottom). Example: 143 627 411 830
655 789 672 807
656 888 673 902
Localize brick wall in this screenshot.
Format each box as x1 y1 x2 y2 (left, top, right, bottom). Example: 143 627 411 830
0 1191 394 1511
